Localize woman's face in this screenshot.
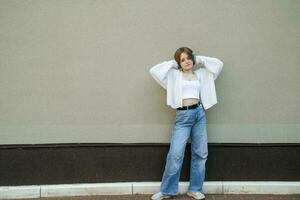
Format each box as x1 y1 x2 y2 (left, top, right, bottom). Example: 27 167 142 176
180 52 193 71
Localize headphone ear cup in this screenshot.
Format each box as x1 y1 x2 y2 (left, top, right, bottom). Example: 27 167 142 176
193 54 196 65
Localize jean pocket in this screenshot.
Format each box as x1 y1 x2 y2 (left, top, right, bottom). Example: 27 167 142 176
175 110 188 123
176 110 187 117
176 109 187 114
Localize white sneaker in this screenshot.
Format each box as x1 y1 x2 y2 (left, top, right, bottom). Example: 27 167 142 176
186 191 205 199
151 192 171 200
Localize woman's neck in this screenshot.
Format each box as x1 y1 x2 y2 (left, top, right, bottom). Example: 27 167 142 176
182 69 193 74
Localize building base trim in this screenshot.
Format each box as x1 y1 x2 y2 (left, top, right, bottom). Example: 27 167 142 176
0 181 299 199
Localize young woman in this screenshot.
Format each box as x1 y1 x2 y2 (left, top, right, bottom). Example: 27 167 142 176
149 47 223 200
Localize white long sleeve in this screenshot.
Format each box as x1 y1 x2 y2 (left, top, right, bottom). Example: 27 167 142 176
149 60 178 89
195 55 224 80
149 55 223 110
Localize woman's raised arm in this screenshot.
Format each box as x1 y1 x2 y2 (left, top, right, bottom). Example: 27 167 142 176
195 55 224 80
149 60 178 89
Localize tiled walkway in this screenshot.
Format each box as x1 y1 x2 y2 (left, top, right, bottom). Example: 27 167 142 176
13 194 300 200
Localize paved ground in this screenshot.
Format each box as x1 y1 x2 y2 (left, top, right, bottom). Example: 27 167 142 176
11 194 300 200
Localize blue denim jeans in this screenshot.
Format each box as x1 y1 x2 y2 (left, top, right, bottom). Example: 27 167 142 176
160 104 208 196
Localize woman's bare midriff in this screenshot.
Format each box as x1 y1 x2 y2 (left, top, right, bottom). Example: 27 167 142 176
182 98 200 106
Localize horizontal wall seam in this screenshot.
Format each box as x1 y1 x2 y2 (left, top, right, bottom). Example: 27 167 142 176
0 181 299 199
1 143 300 149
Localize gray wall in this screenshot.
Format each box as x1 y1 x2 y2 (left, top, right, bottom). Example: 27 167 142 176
0 0 299 144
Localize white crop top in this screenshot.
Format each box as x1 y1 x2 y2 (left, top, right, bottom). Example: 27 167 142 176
182 79 201 100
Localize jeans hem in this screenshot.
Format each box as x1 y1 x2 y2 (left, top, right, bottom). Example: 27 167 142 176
188 189 202 193
161 191 179 196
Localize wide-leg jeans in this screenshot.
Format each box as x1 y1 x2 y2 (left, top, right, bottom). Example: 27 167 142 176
160 104 208 196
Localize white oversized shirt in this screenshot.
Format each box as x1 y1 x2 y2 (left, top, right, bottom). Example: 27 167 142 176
149 55 223 110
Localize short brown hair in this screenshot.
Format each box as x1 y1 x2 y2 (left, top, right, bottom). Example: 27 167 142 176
174 47 195 70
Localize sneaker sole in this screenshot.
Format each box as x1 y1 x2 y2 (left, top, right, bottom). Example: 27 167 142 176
186 192 205 200
151 195 172 200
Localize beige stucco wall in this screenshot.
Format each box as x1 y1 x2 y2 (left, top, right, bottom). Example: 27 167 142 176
0 0 299 144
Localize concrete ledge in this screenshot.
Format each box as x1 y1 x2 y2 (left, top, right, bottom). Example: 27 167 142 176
41 183 132 197
132 182 190 194
222 182 300 194
132 182 223 194
0 185 40 199
0 182 299 199
203 181 224 194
